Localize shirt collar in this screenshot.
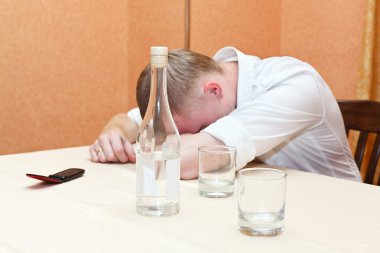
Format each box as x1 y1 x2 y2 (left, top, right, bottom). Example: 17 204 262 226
213 47 260 107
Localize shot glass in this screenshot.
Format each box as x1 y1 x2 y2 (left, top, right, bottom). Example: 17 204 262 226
238 168 287 237
198 145 236 198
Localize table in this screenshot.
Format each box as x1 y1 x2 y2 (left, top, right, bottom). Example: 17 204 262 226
1 147 379 253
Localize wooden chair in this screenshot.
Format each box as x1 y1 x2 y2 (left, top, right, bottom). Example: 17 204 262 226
337 100 380 185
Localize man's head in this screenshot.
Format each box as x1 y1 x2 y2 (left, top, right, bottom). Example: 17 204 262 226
136 49 237 134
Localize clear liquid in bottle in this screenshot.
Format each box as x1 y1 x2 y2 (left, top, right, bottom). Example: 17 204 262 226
135 46 181 217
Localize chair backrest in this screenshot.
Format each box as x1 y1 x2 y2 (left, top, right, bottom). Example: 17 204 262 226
337 100 380 185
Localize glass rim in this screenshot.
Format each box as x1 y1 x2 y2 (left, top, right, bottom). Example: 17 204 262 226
198 145 236 153
237 167 287 180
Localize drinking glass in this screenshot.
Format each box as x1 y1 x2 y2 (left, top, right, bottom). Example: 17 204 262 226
198 145 236 198
238 168 287 236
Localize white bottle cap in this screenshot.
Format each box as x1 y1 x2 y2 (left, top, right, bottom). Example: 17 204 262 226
151 46 168 67
151 46 168 56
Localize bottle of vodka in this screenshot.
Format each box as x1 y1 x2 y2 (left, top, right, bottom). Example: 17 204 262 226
135 46 181 217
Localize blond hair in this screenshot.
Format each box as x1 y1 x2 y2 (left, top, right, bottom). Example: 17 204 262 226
136 49 223 118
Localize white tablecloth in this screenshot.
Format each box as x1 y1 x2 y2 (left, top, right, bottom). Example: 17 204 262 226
0 146 379 253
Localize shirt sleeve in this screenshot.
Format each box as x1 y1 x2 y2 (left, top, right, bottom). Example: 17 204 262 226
202 70 325 170
127 107 142 126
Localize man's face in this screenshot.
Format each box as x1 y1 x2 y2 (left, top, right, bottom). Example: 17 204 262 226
173 109 218 134
173 101 230 134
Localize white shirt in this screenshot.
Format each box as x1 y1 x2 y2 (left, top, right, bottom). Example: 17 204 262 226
128 47 362 182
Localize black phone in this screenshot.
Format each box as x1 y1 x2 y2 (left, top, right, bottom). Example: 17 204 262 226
26 168 85 184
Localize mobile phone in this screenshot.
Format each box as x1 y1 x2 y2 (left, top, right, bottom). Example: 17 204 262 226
26 168 85 184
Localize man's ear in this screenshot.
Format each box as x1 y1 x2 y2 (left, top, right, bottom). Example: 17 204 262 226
203 82 222 98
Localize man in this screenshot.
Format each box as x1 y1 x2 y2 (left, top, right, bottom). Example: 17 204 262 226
89 47 362 182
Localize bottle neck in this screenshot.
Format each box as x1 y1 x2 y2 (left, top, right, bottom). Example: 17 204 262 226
146 64 168 119
136 59 180 154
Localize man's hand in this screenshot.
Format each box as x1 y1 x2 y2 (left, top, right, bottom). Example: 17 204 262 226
89 129 136 163
89 113 139 163
89 112 224 180
180 132 223 179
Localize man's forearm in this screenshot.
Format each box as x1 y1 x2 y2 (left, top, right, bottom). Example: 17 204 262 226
102 113 139 143
180 132 223 179
100 115 222 179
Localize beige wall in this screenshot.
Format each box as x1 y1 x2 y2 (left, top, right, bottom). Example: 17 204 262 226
190 0 281 58
280 0 366 99
0 0 184 154
0 0 129 154
0 0 367 154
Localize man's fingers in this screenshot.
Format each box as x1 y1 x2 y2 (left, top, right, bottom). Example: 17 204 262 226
110 132 128 163
90 130 135 164
89 144 99 162
92 140 108 162
98 135 118 162
124 141 136 163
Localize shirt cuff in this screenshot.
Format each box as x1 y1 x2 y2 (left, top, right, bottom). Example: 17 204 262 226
201 115 256 169
127 108 142 126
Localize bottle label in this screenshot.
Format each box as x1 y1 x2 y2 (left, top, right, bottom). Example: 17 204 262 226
140 158 160 196
136 152 180 200
166 157 180 199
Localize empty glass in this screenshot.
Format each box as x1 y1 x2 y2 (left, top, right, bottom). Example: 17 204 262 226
198 145 236 198
238 168 287 237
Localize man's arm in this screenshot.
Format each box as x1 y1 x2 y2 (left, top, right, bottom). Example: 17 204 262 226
102 113 139 143
89 113 139 163
90 114 222 179
179 132 223 179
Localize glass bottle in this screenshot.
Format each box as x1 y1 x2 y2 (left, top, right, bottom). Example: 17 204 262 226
135 46 181 217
